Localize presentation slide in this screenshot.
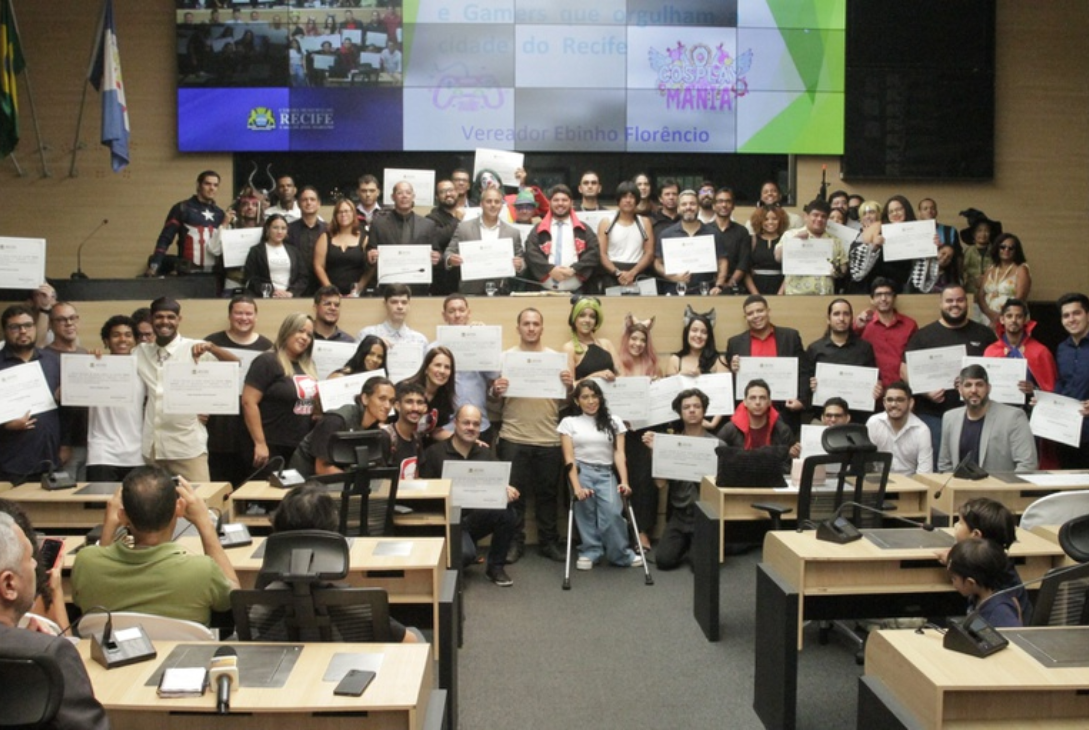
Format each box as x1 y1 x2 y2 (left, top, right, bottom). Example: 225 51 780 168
175 0 844 154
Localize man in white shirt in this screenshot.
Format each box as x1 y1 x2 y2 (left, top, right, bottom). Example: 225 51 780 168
428 295 499 441
135 297 238 482
264 175 301 222
866 381 934 475
358 284 429 369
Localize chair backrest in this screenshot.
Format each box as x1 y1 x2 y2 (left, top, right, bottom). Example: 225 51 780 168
1059 513 1089 563
0 646 64 728
340 465 400 537
75 611 216 641
797 451 893 527
255 530 350 590
231 586 391 642
1030 562 1089 627
1020 490 1089 533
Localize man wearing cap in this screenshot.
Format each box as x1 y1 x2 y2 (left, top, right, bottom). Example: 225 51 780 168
937 364 1037 473
524 185 600 294
507 188 540 225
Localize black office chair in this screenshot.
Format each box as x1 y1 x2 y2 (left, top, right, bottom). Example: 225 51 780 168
1059 513 1089 563
0 645 64 728
753 425 893 531
327 431 400 537
231 530 392 642
1028 514 1089 627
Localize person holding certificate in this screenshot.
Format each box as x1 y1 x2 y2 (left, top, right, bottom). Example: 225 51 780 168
777 199 847 296
715 379 799 467
1054 292 1089 468
400 346 456 444
0 305 61 484
618 315 661 554
564 297 617 387
559 381 642 570
445 186 525 295
242 313 319 471
86 315 146 483
805 298 881 421
597 181 655 290
653 189 722 295
208 188 264 292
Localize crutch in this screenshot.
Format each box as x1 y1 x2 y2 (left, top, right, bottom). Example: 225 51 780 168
562 463 576 590
624 493 654 586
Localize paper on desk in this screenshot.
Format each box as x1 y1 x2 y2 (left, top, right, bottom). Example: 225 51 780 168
373 541 414 557
1019 473 1089 488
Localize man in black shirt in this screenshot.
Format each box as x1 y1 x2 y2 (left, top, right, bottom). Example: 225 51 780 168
417 405 518 586
711 187 750 293
805 298 880 422
287 186 326 296
902 285 997 464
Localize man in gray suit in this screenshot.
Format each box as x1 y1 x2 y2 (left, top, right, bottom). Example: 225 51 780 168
445 186 525 295
938 364 1038 473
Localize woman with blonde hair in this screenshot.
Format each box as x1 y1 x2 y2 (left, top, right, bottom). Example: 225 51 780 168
617 314 660 553
314 198 370 296
242 313 318 470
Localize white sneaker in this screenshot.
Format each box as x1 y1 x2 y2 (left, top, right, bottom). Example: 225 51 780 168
630 555 644 568
576 557 593 571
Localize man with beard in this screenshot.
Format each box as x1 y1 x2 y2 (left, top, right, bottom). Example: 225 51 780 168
855 277 919 389
524 185 600 294
209 189 264 291
653 189 723 296
937 365 1037 473
650 178 680 238
866 381 933 476
311 285 355 343
287 186 327 296
0 305 61 484
426 178 464 295
982 298 1057 400
696 179 716 224
264 174 301 222
366 181 440 297
902 285 997 465
147 170 226 276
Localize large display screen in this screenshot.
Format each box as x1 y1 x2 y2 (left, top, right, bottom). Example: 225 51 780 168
176 1 844 154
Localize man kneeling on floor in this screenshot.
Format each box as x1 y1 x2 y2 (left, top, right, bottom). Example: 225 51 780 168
417 405 518 587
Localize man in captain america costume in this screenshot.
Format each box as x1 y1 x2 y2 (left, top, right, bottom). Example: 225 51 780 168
145 170 226 276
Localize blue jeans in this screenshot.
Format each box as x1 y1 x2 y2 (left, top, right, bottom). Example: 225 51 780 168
573 462 636 566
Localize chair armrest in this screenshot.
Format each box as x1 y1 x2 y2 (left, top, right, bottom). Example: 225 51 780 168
751 502 793 518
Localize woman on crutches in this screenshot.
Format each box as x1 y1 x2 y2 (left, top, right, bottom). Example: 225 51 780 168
558 381 643 571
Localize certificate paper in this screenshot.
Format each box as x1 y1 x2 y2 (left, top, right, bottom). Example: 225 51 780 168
386 343 424 384
825 221 856 246
963 356 1026 405
0 361 57 422
643 375 685 427
219 228 262 268
800 424 828 460
735 357 799 401
311 341 358 380
60 354 138 408
223 347 267 396
814 363 878 412
383 168 436 207
436 325 502 372
441 460 512 510
880 220 937 262
317 370 384 411
576 210 611 235
473 148 524 188
377 245 433 286
457 239 516 282
780 238 834 277
905 345 967 393
651 434 719 483
0 237 46 289
1030 391 1084 448
678 372 735 416
163 361 239 415
502 351 566 399
661 235 718 275
593 376 650 422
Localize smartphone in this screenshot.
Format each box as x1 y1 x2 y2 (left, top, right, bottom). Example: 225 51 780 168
333 669 376 697
38 537 64 570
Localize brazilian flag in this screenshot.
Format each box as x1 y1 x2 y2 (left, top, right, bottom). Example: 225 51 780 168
0 0 26 159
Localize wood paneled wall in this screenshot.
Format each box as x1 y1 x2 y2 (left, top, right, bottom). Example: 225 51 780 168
2 1 1086 298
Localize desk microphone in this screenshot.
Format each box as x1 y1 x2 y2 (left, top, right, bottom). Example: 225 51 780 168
943 561 1087 658
209 646 239 714
833 500 935 531
812 500 933 544
933 451 976 502
70 218 109 279
376 266 426 284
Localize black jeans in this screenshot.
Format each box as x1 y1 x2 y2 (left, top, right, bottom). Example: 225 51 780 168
655 513 694 571
86 464 137 483
463 506 517 570
497 439 563 547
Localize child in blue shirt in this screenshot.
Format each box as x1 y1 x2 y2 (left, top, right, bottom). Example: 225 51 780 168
947 537 1023 627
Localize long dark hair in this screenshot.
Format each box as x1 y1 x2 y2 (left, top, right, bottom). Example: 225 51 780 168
341 335 387 375
675 314 718 373
571 380 617 442
405 346 457 420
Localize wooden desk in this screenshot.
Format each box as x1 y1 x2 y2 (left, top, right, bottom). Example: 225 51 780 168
231 479 451 537
753 528 1066 730
0 481 11 495
914 470 1089 524
860 627 1089 729
81 640 433 730
699 473 930 563
3 481 231 530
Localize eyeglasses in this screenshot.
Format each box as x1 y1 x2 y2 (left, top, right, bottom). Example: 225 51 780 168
822 412 848 421
52 315 79 325
883 396 908 404
5 322 33 332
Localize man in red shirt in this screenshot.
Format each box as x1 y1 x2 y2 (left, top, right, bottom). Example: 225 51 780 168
855 277 918 388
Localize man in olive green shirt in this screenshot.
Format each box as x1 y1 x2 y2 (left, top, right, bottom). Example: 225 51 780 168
72 466 238 625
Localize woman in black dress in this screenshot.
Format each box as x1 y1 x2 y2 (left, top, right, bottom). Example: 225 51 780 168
745 205 788 295
313 198 370 296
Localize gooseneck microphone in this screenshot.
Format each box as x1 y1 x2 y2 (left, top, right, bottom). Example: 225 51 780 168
71 218 109 279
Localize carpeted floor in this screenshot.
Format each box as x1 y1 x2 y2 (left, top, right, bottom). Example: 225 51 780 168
455 547 865 730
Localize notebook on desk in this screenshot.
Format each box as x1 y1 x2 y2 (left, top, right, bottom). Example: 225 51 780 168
146 644 301 688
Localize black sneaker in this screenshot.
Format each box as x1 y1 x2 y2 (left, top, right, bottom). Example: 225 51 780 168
486 566 514 587
505 542 525 564
539 542 566 562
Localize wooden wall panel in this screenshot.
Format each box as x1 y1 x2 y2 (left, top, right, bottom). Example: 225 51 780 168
1 0 1085 298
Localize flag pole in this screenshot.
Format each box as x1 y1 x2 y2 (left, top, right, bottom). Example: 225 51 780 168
68 0 107 178
6 0 48 177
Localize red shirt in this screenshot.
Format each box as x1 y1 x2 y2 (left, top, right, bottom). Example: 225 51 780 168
860 312 917 386
748 421 771 448
750 327 778 358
